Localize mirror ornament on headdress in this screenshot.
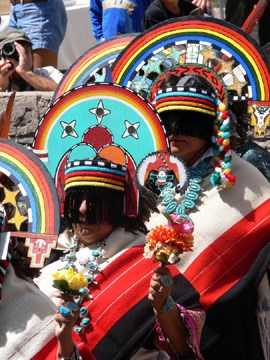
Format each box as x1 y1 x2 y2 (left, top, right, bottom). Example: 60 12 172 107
136 150 189 195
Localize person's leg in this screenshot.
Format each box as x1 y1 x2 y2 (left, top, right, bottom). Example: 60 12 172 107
30 0 67 68
9 6 18 29
225 0 255 27
9 1 67 69
33 49 58 68
258 3 270 46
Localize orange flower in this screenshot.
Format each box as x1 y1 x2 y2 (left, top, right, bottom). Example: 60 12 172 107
147 225 194 252
144 224 194 264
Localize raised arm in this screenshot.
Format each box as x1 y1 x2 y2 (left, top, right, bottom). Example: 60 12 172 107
149 265 205 358
192 0 212 14
14 42 58 91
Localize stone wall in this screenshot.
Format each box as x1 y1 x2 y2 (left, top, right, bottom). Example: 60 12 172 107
0 91 53 145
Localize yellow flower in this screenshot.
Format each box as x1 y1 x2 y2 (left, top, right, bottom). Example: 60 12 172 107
52 267 88 291
53 267 73 282
68 272 88 291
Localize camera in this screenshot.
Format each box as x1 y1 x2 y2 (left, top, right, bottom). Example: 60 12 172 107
1 42 19 61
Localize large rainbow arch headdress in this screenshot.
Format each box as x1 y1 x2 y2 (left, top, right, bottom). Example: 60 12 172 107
110 16 270 187
32 83 170 216
52 34 136 102
0 138 60 267
111 16 270 141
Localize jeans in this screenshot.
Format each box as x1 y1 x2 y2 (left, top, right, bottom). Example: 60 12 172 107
9 0 68 52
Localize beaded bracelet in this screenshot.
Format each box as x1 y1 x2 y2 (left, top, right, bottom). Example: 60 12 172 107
161 295 175 313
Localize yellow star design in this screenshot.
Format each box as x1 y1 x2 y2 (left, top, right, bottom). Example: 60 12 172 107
1 187 20 206
8 210 27 231
227 76 247 97
200 47 215 64
0 186 28 230
218 60 235 75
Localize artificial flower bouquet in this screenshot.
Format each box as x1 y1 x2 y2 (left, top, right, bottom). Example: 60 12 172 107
144 213 194 265
52 267 92 334
52 267 89 298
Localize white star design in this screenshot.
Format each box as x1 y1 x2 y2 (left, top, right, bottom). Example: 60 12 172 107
60 120 78 138
122 120 140 139
89 100 111 124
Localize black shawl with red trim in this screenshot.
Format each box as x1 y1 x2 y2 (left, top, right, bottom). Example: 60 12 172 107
201 243 270 360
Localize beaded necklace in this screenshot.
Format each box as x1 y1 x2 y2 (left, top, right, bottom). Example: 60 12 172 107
60 234 107 334
159 157 213 225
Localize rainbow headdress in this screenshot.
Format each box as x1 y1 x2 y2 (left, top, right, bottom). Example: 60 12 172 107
32 83 169 217
154 81 236 189
155 86 216 117
0 138 60 268
110 15 270 188
64 159 127 192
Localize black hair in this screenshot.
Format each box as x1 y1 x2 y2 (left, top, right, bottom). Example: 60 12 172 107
158 74 215 143
64 186 125 228
64 177 158 235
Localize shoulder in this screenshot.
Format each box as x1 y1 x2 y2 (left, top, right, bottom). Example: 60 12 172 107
1 264 55 357
143 0 167 29
144 0 163 14
232 152 270 187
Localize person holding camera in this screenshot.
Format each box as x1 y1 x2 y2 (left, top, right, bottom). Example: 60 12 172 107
0 30 63 92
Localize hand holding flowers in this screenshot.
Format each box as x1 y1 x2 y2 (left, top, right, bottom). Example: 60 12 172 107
52 267 91 335
53 267 89 296
144 213 194 265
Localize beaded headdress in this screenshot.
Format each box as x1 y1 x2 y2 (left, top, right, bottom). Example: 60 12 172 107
64 158 128 226
153 77 236 188
154 85 216 117
32 83 169 218
64 159 127 192
111 16 270 185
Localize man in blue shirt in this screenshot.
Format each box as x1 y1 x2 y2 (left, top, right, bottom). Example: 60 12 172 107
90 0 154 43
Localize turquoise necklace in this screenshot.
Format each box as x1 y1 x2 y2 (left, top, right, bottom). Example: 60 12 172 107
159 157 212 224
60 234 107 334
